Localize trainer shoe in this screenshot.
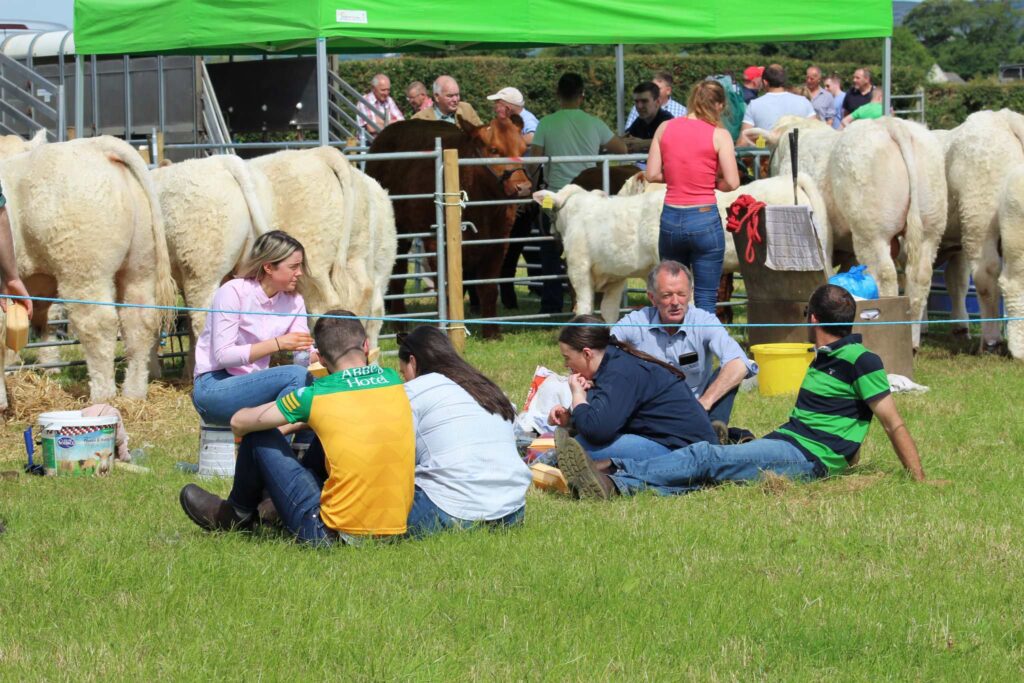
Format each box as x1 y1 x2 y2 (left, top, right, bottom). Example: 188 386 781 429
179 484 253 532
554 428 617 500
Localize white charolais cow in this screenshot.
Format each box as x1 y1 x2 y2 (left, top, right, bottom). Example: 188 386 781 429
249 147 396 346
0 136 176 408
153 155 271 345
342 170 397 345
943 109 1024 350
535 173 830 322
997 164 1024 360
825 118 946 347
249 147 355 315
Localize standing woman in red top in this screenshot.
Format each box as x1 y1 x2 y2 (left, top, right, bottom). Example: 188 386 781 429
645 80 740 313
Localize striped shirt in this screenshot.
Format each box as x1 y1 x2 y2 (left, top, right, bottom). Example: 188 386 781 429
764 335 890 474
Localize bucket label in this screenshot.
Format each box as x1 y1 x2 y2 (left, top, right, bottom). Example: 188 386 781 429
42 426 116 476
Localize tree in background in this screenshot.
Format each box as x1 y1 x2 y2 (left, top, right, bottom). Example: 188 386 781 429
904 0 1024 79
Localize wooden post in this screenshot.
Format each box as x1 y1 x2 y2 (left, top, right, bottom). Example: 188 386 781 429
66 126 76 140
442 148 466 352
156 131 165 164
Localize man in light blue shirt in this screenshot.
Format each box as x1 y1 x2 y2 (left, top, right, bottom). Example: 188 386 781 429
826 73 846 131
611 261 756 427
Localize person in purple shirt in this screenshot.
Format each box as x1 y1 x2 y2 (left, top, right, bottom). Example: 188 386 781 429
191 231 314 425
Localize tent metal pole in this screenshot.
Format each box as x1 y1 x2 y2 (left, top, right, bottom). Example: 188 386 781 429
316 37 328 146
157 55 166 134
74 55 84 137
123 55 132 140
91 55 100 135
615 44 625 134
883 36 892 115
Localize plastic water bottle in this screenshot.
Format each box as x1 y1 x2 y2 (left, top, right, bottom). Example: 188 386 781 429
293 350 311 367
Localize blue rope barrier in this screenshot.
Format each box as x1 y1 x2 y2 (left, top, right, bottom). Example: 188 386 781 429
3 294 1020 329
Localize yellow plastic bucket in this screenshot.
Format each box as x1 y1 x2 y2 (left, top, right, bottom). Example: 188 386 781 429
750 343 816 396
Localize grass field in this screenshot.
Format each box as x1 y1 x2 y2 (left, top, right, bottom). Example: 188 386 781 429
1 308 1024 679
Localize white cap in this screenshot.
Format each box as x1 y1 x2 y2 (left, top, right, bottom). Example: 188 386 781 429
486 87 525 108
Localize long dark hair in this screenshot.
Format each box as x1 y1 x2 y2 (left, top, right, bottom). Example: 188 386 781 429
559 315 688 382
397 326 516 422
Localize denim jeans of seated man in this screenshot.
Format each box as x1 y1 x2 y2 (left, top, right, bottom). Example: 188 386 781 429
657 204 726 314
574 432 671 462
406 486 525 537
704 367 740 426
228 429 340 547
192 365 312 426
608 438 824 496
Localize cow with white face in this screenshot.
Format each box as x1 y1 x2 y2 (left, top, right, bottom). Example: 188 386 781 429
535 173 831 322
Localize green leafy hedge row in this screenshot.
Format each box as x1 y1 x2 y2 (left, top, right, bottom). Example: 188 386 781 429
924 83 1024 129
337 54 916 127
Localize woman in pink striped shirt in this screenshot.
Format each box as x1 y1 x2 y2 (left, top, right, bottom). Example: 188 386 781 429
192 231 314 425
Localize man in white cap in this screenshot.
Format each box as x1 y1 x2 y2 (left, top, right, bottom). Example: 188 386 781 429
487 86 539 144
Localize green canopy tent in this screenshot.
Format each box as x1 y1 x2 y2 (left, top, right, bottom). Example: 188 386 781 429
73 0 894 141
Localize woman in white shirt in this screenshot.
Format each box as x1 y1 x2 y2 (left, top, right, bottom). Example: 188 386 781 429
398 326 532 536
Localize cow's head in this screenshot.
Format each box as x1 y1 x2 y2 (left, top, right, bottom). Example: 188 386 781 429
532 184 599 236
461 115 532 198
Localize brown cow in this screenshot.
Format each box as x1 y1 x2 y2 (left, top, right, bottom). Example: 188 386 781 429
365 117 529 338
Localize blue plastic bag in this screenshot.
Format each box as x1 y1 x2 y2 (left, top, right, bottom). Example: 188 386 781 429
829 265 879 300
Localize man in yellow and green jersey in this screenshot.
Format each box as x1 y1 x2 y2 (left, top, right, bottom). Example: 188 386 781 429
559 285 930 499
179 310 415 545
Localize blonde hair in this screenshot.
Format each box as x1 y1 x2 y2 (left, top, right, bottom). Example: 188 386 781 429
687 81 727 127
236 230 310 281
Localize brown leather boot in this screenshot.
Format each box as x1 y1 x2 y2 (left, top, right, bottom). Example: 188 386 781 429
555 428 618 500
179 484 253 532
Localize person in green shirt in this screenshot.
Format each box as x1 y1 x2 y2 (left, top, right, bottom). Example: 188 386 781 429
559 284 931 499
841 88 884 128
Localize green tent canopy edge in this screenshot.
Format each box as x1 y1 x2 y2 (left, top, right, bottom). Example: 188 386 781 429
74 0 893 56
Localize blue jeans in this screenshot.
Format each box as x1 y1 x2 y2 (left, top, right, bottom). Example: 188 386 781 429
608 438 825 496
658 204 726 313
576 433 671 461
228 429 337 547
406 486 525 537
192 366 311 425
703 367 739 426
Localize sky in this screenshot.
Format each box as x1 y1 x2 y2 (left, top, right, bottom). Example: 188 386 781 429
3 0 73 28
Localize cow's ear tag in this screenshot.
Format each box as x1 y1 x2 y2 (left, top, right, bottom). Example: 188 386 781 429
542 195 554 209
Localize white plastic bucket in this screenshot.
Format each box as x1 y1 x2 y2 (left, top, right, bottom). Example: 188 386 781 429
198 421 236 478
38 410 118 476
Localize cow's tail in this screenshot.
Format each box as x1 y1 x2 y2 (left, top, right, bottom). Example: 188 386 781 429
311 146 359 306
95 136 177 330
218 154 271 255
880 117 927 276
795 172 832 270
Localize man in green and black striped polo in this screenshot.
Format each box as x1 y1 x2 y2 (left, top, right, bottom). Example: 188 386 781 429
558 285 928 499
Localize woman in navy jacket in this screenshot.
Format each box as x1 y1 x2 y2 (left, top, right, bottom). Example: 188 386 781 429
549 315 718 461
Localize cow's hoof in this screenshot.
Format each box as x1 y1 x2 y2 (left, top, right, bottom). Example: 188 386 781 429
981 341 1010 357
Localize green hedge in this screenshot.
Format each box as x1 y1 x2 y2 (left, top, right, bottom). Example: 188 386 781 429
338 54 916 128
924 83 1024 129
